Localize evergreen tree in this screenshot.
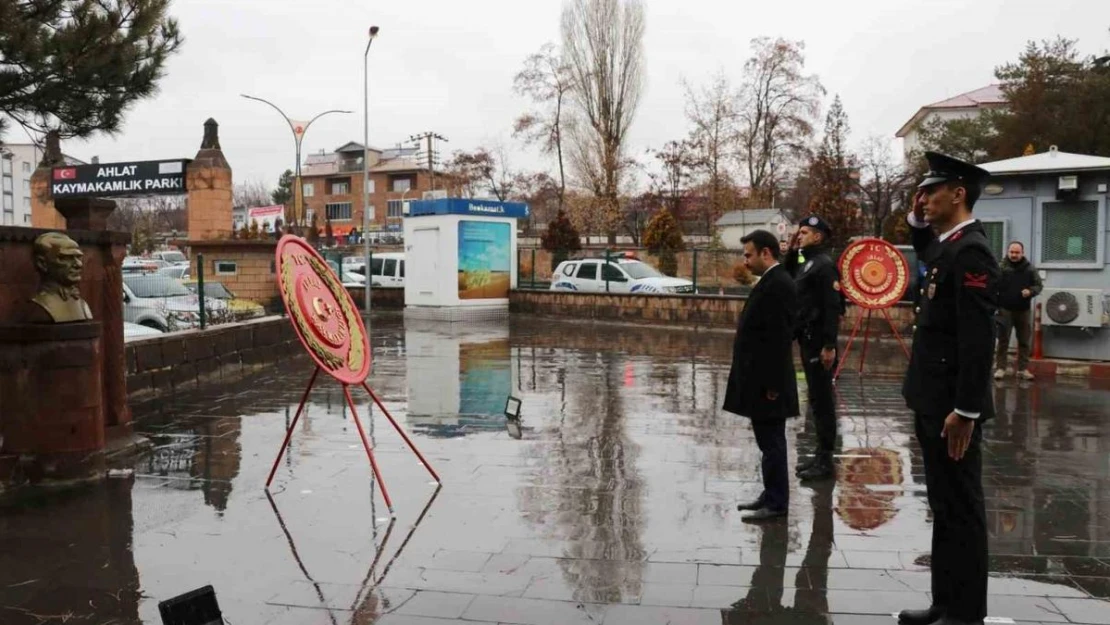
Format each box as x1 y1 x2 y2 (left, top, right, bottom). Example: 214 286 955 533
0 0 183 141
642 206 685 276
272 169 295 206
541 209 582 270
806 95 861 251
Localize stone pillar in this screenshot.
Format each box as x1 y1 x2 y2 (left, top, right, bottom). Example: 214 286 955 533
187 118 233 240
30 131 67 229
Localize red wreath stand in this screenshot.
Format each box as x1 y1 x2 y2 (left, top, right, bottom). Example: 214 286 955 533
833 238 912 380
265 236 440 515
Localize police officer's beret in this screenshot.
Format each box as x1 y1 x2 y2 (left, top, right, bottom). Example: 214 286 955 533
798 214 832 237
918 151 991 189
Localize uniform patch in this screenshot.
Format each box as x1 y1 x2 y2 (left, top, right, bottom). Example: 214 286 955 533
963 272 988 288
949 230 965 242
808 216 819 226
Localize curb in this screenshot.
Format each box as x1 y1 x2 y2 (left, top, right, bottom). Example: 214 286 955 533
1028 360 1110 389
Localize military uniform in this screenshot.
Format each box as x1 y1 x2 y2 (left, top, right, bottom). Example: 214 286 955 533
900 152 998 625
785 215 842 480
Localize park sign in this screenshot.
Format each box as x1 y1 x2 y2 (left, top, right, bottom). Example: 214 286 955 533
51 159 189 199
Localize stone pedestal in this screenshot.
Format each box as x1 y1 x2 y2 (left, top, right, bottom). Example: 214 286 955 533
186 118 234 240
0 322 106 485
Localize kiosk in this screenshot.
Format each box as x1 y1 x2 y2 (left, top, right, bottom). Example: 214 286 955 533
403 198 528 321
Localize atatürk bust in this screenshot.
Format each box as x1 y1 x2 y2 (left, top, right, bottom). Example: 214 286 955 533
29 232 93 323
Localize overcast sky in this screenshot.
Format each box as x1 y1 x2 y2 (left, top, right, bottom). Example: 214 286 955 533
60 0 1110 190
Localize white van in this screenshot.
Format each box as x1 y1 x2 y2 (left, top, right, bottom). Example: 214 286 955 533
349 252 405 288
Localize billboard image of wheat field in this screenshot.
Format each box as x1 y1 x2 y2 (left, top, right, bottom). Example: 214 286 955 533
458 220 511 299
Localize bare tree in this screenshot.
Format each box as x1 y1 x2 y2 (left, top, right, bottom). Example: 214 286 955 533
445 146 515 200
233 179 272 208
561 0 646 244
858 136 914 238
736 37 824 204
684 73 740 234
513 42 576 211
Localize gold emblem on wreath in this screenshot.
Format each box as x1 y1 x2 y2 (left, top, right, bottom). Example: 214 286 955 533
838 242 908 309
280 254 366 373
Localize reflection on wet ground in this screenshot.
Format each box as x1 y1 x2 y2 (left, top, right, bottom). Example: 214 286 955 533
1 314 1109 624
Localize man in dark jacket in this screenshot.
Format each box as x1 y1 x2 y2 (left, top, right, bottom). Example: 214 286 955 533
994 241 1042 380
785 215 843 481
899 152 999 625
724 229 799 522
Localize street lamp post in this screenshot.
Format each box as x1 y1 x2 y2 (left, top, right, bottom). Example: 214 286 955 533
241 94 351 233
363 25 380 319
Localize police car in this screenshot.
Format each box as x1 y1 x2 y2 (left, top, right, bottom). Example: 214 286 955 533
550 254 695 294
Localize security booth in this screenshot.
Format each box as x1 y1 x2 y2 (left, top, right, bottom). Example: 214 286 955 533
977 147 1110 361
403 198 528 321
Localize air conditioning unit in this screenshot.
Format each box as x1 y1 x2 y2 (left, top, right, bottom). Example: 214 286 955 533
1041 288 1104 327
422 190 448 201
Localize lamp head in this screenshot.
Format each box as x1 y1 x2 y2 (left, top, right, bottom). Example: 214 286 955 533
369 26 380 39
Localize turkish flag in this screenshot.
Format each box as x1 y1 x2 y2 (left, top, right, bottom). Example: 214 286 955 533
53 167 77 180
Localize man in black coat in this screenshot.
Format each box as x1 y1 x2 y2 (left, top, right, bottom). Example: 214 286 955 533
899 152 999 625
994 241 1043 380
724 229 799 522
785 214 843 481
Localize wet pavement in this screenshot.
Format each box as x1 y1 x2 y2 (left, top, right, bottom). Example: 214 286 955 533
2 313 1109 625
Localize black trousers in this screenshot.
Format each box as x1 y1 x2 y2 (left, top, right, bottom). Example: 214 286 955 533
914 412 988 621
800 340 837 454
752 419 789 511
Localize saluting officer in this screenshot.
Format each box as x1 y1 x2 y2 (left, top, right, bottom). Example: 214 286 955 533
784 215 842 481
899 152 998 625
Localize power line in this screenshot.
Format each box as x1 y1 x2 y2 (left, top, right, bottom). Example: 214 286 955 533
408 131 448 190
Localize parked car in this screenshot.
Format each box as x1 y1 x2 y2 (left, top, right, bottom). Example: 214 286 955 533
157 265 190 280
122 274 228 331
183 280 265 320
550 256 695 294
122 257 169 274
124 321 164 342
151 250 189 267
347 252 405 288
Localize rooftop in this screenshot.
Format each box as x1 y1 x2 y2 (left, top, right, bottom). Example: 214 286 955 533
980 146 1110 175
896 84 1007 138
716 208 790 227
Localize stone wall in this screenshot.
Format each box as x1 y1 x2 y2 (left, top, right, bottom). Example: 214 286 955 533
344 285 405 310
510 290 915 336
124 316 300 399
518 247 749 288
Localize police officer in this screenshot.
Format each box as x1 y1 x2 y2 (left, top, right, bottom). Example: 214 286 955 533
785 215 842 481
899 152 998 625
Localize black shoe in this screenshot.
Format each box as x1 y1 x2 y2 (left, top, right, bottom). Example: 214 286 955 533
795 455 817 475
741 506 787 523
737 496 765 511
798 461 835 481
897 606 943 625
927 618 982 625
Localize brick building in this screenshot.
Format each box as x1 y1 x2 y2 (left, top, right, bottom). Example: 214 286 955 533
300 142 440 239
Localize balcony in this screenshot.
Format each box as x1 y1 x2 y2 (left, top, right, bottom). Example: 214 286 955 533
338 159 364 173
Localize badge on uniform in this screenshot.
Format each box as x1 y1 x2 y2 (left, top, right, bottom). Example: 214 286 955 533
832 280 840 292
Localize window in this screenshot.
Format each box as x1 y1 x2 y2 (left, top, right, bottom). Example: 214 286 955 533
601 263 628 281
23 214 30 224
387 200 404 217
270 260 276 274
22 162 30 173
562 263 578 276
383 258 397 277
399 260 405 278
1 158 10 174
1041 200 1100 264
370 258 384 275
328 179 350 195
2 211 12 225
978 220 1007 260
123 275 191 298
23 197 30 209
303 183 315 197
325 202 352 220
2 177 11 192
214 261 238 276
22 180 30 194
366 178 375 194
390 176 412 193
576 262 597 280
2 193 11 209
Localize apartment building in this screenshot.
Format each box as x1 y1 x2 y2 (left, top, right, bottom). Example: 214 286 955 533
0 143 84 227
299 142 439 237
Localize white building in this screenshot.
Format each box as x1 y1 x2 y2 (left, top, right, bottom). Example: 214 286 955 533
715 208 792 249
0 143 84 227
896 85 1006 158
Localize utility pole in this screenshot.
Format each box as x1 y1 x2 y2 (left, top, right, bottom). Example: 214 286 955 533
409 131 448 191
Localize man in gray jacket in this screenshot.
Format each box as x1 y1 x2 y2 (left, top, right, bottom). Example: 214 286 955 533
994 241 1043 380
